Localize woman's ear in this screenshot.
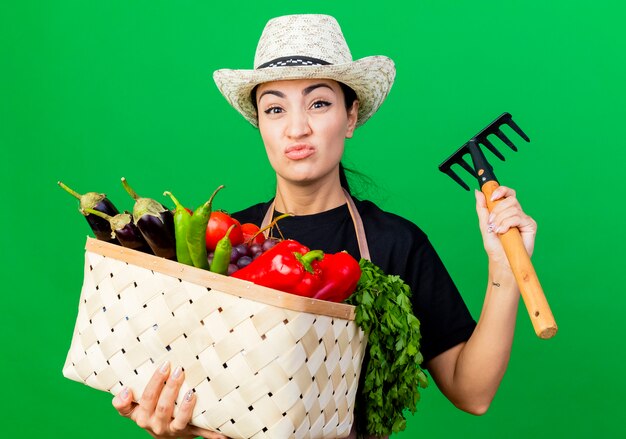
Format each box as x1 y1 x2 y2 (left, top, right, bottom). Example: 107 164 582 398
345 100 359 139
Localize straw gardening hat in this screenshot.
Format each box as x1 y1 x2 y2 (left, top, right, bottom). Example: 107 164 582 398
213 14 396 128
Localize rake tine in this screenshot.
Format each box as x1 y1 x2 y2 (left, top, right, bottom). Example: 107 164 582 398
444 168 470 191
480 137 506 161
506 118 530 142
458 155 476 176
494 128 518 152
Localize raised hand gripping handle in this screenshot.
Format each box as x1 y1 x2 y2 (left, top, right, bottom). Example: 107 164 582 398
482 180 558 339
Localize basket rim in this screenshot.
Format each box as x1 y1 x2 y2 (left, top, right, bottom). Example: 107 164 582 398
85 237 357 320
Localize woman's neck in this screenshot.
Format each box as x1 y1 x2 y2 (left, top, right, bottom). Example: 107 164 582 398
274 175 346 216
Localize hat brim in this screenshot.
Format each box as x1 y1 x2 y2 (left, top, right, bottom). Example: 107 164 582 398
213 55 395 128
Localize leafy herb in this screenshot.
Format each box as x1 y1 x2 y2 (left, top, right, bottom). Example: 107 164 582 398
345 259 429 437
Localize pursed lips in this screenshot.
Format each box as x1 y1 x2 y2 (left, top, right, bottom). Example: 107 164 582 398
284 144 316 160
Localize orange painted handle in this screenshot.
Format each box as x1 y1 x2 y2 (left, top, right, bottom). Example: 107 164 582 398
482 180 558 339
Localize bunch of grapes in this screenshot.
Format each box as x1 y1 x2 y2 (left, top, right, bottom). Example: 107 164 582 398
208 237 280 275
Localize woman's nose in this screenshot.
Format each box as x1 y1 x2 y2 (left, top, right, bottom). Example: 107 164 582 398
285 110 312 138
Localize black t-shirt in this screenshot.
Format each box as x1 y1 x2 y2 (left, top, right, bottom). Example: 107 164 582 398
231 197 476 365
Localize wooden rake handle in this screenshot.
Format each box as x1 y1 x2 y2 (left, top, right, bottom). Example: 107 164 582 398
482 180 558 339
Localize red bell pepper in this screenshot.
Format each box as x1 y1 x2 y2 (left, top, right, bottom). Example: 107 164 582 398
313 251 362 302
231 239 324 297
232 239 361 302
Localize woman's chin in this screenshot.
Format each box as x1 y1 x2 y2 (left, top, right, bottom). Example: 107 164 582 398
280 172 322 187
282 165 318 182
275 162 339 187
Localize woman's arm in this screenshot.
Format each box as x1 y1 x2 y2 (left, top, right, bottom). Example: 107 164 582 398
426 186 537 415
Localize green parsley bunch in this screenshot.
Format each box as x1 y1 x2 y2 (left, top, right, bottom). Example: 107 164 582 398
346 259 429 437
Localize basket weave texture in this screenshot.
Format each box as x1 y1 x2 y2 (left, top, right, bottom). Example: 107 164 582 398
63 238 367 439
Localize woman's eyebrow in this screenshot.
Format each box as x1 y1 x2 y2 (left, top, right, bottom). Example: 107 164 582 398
303 83 333 95
258 83 333 102
258 89 285 101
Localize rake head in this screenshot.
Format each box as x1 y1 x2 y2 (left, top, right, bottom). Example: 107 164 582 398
438 112 530 190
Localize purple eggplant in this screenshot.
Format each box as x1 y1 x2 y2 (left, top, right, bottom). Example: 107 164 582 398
121 177 176 260
58 181 120 243
84 208 152 253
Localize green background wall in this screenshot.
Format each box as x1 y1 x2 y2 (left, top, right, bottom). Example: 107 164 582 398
2 1 624 437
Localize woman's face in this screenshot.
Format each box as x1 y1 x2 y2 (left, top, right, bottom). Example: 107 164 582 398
255 78 358 187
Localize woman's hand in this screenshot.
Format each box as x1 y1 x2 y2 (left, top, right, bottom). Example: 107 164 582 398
474 186 537 266
112 361 228 439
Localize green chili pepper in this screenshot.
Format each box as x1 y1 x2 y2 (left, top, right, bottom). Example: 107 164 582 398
187 185 224 270
210 224 235 275
163 191 193 266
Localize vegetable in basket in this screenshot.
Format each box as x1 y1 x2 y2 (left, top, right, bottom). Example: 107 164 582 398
231 239 322 296
163 191 193 266
205 211 243 251
83 208 151 253
58 181 120 243
186 185 224 270
231 239 361 302
313 251 362 302
209 224 236 275
121 177 176 260
241 222 266 246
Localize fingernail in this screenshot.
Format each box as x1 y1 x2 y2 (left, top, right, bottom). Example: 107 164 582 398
173 366 183 378
490 192 498 202
160 360 170 374
494 226 501 234
488 214 495 224
185 389 194 402
121 387 129 400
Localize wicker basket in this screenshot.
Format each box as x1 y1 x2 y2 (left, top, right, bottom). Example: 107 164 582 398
63 237 367 439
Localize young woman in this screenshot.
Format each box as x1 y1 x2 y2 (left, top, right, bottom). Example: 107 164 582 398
112 14 537 439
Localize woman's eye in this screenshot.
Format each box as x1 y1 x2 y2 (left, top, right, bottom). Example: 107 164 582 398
311 100 331 109
264 106 283 115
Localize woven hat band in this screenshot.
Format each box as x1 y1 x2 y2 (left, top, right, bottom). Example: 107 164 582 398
256 56 331 69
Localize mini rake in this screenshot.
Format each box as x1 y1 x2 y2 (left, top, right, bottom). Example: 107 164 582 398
439 112 557 339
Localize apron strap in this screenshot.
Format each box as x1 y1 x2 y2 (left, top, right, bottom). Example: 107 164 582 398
342 188 371 261
260 189 371 261
260 201 275 235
